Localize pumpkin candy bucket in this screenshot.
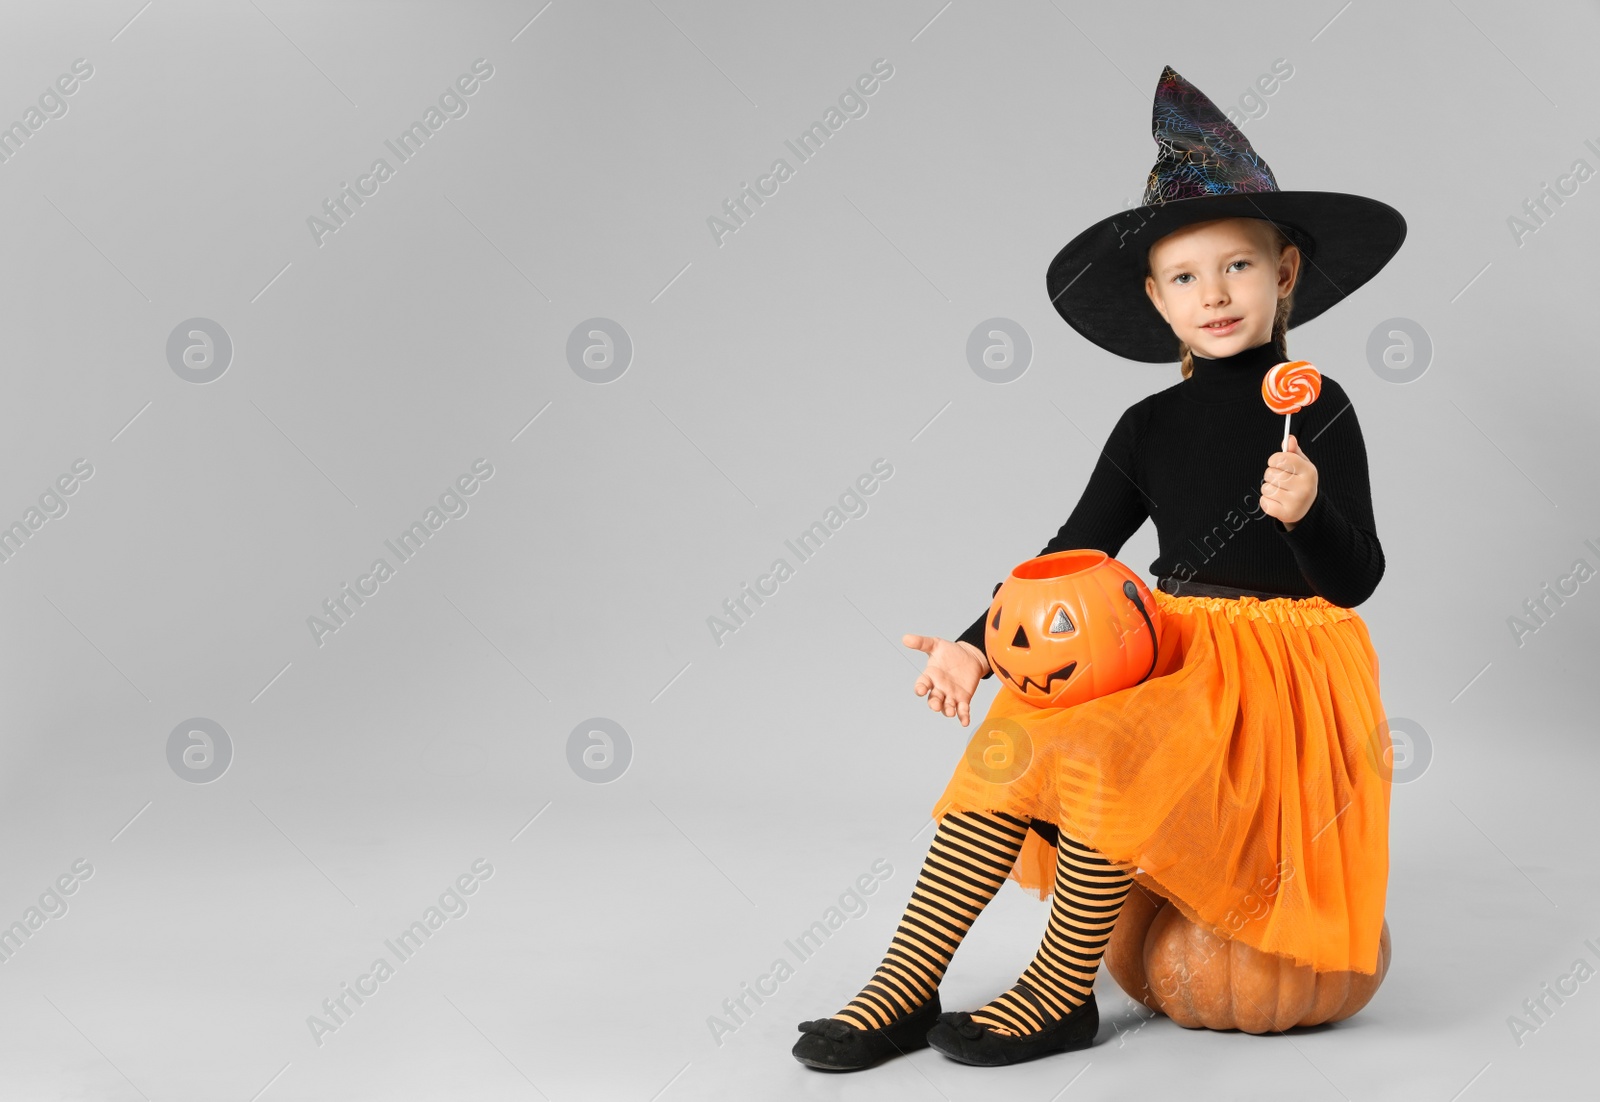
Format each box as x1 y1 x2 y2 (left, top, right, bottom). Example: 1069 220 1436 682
984 549 1162 709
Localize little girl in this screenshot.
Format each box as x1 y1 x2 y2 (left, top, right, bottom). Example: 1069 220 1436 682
794 64 1405 1071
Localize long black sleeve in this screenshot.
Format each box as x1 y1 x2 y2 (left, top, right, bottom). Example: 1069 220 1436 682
1271 381 1385 606
956 401 1153 661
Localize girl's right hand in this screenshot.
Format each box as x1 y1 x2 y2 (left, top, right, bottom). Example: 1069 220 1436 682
903 634 990 727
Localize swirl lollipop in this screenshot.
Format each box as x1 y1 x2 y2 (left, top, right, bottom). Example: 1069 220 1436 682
1262 360 1321 450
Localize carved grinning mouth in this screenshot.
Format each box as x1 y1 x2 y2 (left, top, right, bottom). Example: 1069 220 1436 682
992 659 1078 697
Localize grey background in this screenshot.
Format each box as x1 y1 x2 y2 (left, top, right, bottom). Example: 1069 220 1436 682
0 0 1596 1098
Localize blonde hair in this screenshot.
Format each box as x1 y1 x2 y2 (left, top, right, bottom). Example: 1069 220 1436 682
1156 222 1299 380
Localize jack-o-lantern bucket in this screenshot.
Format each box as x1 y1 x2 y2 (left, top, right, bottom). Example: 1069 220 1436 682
984 549 1162 709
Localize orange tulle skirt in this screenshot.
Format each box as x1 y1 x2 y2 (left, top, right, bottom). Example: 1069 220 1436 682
932 590 1392 976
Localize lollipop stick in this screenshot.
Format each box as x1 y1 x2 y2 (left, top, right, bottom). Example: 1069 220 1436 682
1281 412 1290 451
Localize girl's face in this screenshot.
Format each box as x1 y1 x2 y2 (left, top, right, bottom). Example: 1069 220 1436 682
1143 217 1300 360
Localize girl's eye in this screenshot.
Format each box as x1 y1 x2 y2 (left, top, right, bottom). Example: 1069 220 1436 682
1173 260 1248 284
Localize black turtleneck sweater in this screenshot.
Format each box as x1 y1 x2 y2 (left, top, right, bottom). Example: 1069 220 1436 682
957 338 1384 656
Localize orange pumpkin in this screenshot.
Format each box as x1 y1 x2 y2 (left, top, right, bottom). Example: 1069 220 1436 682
984 549 1162 709
1104 884 1392 1033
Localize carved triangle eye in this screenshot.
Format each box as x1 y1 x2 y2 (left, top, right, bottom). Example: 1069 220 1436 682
991 605 1002 631
1049 607 1075 634
1011 625 1029 648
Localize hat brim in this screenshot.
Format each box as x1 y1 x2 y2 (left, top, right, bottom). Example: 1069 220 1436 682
1045 191 1407 363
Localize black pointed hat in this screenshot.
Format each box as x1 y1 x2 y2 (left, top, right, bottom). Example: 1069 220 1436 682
1046 65 1406 363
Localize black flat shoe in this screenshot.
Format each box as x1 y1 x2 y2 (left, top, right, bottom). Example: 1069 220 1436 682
926 984 1098 1067
792 994 942 1071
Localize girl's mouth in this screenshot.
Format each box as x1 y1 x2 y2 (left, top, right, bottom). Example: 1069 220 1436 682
1201 317 1241 335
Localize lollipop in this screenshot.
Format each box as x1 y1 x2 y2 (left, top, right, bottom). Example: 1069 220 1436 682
1261 360 1321 450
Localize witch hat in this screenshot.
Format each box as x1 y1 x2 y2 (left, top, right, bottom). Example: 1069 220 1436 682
1046 64 1406 363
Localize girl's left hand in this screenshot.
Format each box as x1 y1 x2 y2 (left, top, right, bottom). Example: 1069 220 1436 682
1259 434 1318 531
